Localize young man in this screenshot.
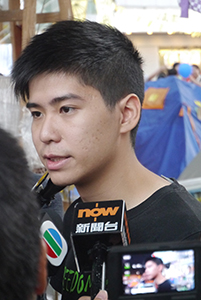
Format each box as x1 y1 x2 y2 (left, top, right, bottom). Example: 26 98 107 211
0 127 47 300
143 257 173 293
189 64 201 86
12 20 201 300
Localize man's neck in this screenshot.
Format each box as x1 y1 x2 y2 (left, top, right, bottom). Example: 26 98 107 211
76 153 171 210
155 273 167 285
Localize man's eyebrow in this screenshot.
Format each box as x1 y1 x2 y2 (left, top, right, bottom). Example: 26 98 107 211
26 93 83 109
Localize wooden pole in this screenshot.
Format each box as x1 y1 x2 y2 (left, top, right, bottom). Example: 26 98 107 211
9 0 21 62
22 0 37 50
58 0 73 20
2 0 74 61
0 10 62 24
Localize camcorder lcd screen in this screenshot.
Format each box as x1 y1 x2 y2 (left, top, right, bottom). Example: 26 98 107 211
122 249 194 295
107 242 201 300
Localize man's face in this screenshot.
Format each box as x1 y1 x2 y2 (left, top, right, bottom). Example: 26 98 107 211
192 66 200 79
28 73 121 188
144 261 161 280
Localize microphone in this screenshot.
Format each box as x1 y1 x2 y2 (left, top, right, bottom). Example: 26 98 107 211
70 200 130 299
40 209 68 276
31 172 67 276
32 171 66 207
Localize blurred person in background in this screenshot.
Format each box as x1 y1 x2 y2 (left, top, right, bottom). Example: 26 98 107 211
145 62 180 82
189 64 201 86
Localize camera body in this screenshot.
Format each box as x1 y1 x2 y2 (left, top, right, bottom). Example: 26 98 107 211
107 241 201 300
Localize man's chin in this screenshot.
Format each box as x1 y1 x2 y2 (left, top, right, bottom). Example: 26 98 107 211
49 173 72 188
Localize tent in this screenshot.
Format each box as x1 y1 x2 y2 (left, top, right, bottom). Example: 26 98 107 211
178 151 201 180
135 76 201 179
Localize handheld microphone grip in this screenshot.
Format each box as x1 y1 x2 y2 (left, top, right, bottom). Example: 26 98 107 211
90 241 107 300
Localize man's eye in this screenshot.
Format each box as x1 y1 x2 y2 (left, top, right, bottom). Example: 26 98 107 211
31 111 41 118
60 106 73 113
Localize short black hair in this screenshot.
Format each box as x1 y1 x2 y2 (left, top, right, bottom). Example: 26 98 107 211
0 127 40 300
145 256 164 266
168 68 177 76
173 62 180 69
12 20 144 148
192 64 200 71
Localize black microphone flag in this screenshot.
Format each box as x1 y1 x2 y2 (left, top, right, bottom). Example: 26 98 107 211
70 200 130 298
71 200 130 270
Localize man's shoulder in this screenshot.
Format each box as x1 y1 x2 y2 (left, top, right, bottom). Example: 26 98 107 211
159 279 171 288
128 179 201 243
152 178 200 204
129 178 200 212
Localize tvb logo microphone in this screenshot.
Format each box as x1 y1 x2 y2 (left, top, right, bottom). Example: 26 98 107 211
41 220 68 266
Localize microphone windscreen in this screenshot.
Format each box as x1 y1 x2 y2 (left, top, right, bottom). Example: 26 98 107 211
40 210 67 276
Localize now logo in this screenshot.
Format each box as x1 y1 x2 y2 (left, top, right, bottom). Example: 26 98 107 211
77 203 119 221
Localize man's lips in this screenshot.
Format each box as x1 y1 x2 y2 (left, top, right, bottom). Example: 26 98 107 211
47 157 66 162
44 155 70 170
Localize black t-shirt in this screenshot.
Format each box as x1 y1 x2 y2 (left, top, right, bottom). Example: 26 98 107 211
50 179 201 300
157 279 172 293
127 179 201 243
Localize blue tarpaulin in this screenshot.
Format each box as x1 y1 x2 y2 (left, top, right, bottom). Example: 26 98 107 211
135 76 201 179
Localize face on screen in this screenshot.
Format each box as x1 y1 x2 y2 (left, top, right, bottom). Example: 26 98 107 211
122 249 195 295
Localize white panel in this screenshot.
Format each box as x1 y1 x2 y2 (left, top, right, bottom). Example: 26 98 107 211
116 0 179 8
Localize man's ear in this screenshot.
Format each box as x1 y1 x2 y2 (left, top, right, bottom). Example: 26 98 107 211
118 94 141 133
35 239 47 295
158 264 164 273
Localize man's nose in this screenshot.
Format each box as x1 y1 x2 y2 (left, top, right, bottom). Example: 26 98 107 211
39 116 61 144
